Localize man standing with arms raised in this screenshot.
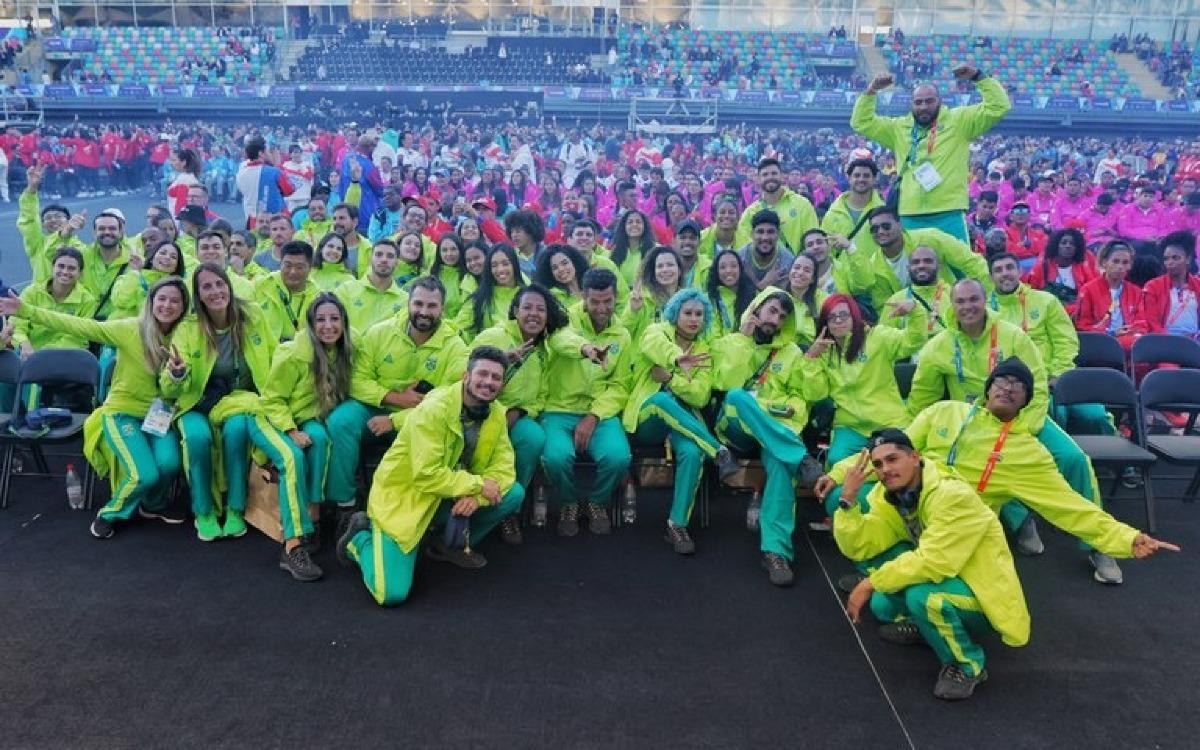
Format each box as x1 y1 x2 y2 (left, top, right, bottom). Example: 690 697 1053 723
851 64 1010 243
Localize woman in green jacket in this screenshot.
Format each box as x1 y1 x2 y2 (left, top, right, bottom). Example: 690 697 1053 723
607 209 656 287
705 249 757 339
535 243 589 311
162 263 277 543
786 254 827 349
0 277 189 539
252 292 353 582
109 241 187 320
310 233 354 291
455 244 526 339
429 233 467 317
622 289 737 555
621 245 682 345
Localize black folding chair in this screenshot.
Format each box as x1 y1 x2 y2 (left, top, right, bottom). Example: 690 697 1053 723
1131 334 1200 370
1075 332 1127 371
1 349 99 509
1140 369 1200 502
0 350 21 506
1053 367 1158 531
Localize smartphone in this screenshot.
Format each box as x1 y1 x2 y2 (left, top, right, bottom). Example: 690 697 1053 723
414 380 435 395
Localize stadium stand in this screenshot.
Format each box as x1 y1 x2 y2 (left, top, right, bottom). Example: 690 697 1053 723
57 26 279 84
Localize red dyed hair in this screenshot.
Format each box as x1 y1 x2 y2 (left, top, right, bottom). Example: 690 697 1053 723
816 293 867 363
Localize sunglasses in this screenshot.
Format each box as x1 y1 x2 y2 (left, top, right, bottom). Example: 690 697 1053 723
869 222 894 233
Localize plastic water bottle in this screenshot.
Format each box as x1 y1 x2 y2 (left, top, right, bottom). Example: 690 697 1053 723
65 464 84 510
621 482 637 524
745 490 761 531
531 485 548 527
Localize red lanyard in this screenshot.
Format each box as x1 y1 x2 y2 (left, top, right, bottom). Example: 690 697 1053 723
1017 291 1028 332
987 324 999 372
926 121 938 155
1166 287 1195 328
976 420 1013 493
752 349 779 389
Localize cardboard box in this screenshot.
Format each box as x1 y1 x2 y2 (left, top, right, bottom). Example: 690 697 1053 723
244 465 283 542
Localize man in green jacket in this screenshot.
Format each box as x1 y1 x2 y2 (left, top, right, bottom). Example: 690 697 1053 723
850 206 989 316
851 64 1011 243
81 210 134 321
336 346 525 607
252 240 319 343
821 357 1179 588
334 239 408 336
735 158 818 253
540 269 633 537
831 428 1028 701
820 158 886 259
879 246 951 341
17 164 86 284
325 276 470 516
712 288 809 587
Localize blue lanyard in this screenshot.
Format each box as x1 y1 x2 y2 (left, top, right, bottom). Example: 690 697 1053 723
945 404 980 467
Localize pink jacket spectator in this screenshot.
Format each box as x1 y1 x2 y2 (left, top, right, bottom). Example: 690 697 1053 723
1050 194 1094 229
1079 205 1119 246
1028 191 1057 227
1170 205 1200 235
1116 202 1169 241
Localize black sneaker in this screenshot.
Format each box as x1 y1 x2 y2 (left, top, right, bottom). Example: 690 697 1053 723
715 447 740 482
933 665 988 701
664 523 696 555
761 552 795 587
89 515 115 540
586 503 612 535
500 515 523 546
335 511 371 567
426 538 488 569
798 454 825 487
878 620 925 646
837 573 864 594
557 503 580 537
302 521 322 555
138 506 187 525
334 504 358 542
279 544 324 582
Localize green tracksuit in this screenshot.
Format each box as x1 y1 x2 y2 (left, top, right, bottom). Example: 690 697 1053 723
880 280 951 343
109 270 172 321
712 288 810 560
454 284 520 340
79 241 135 321
623 322 721 526
325 314 469 506
345 384 523 606
851 76 1011 241
473 320 589 492
821 191 885 256
16 190 87 284
311 263 354 292
333 276 408 338
844 227 989 314
734 187 819 253
539 307 634 507
834 460 1030 677
253 271 319 343
17 305 181 521
12 282 97 352
161 307 277 517
257 335 339 539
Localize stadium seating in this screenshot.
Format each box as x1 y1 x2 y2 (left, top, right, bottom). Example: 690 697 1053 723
58 26 280 84
614 28 860 90
884 35 1139 98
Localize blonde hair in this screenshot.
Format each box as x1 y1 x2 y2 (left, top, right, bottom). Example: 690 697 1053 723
139 276 189 371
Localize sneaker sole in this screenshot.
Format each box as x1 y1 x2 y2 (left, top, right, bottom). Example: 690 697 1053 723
223 528 248 539
138 509 187 525
89 525 114 540
278 560 323 582
1093 569 1124 585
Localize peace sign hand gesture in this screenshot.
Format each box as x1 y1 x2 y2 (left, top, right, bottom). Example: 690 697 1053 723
840 448 873 507
162 344 188 379
805 327 835 359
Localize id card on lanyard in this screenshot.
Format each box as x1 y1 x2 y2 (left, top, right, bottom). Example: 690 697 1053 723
945 404 1013 493
952 325 999 395
747 349 779 393
909 121 942 192
989 290 1028 332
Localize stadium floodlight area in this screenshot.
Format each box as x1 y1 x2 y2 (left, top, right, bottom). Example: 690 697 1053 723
629 96 718 135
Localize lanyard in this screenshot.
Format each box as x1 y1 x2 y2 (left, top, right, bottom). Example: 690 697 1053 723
953 324 998 383
1166 287 1195 328
748 348 779 390
907 120 938 166
989 290 1027 332
945 403 1013 493
278 287 305 333
911 283 946 333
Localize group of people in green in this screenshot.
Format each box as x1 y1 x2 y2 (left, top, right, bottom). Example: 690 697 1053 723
5 132 1181 703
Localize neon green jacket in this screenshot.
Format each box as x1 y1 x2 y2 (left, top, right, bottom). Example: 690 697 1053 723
311 263 354 292
798 316 925 435
619 291 668 347
253 272 320 343
434 266 467 317
880 280 951 341
260 334 339 432
790 289 828 349
708 286 741 339
80 241 134 321
334 277 408 338
184 265 255 302
109 269 172 320
845 227 989 312
13 282 97 351
295 219 334 249
350 313 469 430
17 190 87 284
682 254 713 292
696 226 739 261
820 190 885 253
850 77 1011 216
833 460 1030 647
831 399 1139 558
986 284 1078 379
543 307 633 419
908 311 1048 432
622 322 714 432
582 249 630 306
367 383 516 553
454 284 520 340
597 245 644 289
734 187 819 253
712 287 808 433
160 306 277 416
473 320 588 419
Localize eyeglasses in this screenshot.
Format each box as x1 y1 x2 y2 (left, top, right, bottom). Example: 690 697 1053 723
991 375 1027 393
1010 207 1030 214
827 311 852 322
868 222 893 233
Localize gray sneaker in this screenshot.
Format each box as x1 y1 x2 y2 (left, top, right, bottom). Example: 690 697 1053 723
585 503 612 535
557 503 580 537
1015 516 1045 556
426 538 488 569
1090 552 1124 585
335 511 371 567
499 515 523 545
878 620 925 646
664 523 696 555
933 664 988 701
715 447 741 482
279 545 324 582
760 552 795 587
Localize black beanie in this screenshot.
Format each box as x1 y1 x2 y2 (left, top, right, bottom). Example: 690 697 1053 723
985 357 1035 406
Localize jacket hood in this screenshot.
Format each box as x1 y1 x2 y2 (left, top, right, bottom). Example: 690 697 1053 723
739 285 797 345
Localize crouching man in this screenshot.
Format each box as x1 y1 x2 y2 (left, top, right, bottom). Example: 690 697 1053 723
337 346 524 606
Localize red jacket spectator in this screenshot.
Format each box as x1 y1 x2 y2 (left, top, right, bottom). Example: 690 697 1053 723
1075 276 1147 349
1024 250 1099 316
1005 224 1048 261
1141 273 1200 334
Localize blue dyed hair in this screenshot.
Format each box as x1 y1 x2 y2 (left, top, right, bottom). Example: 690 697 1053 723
661 287 713 336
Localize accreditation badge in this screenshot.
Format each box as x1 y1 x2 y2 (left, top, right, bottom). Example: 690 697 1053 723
141 398 176 437
913 162 943 192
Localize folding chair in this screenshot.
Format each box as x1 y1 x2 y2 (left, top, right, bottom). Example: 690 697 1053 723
1 349 99 509
0 350 21 505
1075 332 1127 371
1053 367 1158 531
1139 368 1200 502
1130 333 1200 370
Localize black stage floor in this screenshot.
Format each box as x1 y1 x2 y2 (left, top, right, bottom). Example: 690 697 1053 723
0 461 1196 749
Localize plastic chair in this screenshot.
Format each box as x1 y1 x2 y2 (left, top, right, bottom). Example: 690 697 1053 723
1140 368 1200 501
1 349 99 509
1054 368 1157 531
1131 334 1200 370
1075 332 1127 371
